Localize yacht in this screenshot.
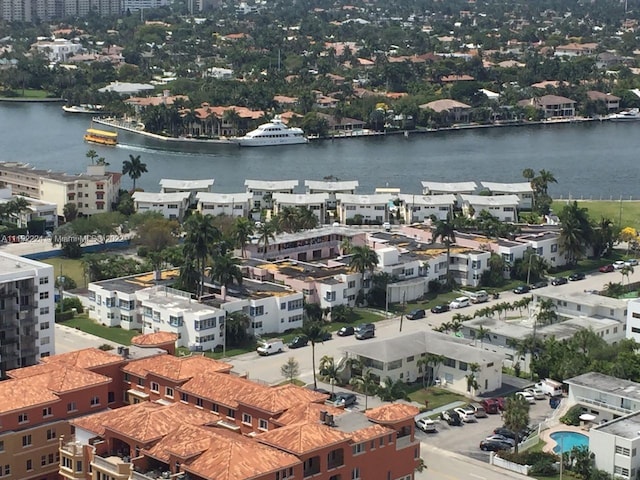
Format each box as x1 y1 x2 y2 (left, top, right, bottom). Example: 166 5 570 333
62 104 106 114
609 108 640 122
236 116 308 147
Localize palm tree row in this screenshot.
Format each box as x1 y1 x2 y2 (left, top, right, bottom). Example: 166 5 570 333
273 206 319 233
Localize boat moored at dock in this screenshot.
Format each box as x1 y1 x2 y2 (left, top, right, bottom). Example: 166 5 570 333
63 104 106 114
236 116 308 147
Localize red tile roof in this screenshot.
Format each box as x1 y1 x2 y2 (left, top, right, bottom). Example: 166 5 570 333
272 402 344 427
131 332 179 346
238 384 327 414
40 347 124 370
349 424 394 443
123 354 232 381
365 403 419 424
179 372 266 409
257 422 350 455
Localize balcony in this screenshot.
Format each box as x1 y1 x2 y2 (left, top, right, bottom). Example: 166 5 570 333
60 440 84 457
575 396 633 415
92 455 132 479
396 435 419 450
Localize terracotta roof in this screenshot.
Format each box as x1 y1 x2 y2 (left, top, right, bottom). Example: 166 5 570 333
180 372 266 409
170 426 301 480
365 403 420 424
441 74 475 82
419 99 471 112
144 423 213 461
239 384 328 414
72 402 218 442
349 424 395 443
40 347 124 370
131 332 179 346
123 354 232 381
272 402 344 426
257 422 350 455
0 377 59 413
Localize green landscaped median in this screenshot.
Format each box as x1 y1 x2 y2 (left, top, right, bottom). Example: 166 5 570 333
407 386 468 410
60 315 139 345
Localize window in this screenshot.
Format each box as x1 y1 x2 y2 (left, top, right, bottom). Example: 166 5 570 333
41 455 47 466
458 361 468 371
288 299 304 311
108 392 115 403
39 277 49 285
250 306 264 316
194 317 216 330
0 442 3 452
90 396 100 406
169 315 183 327
196 398 203 408
614 466 630 477
150 382 159 393
352 443 364 455
327 448 344 469
166 387 174 398
211 403 219 413
280 302 286 310
26 459 32 471
18 413 28 423
2 465 8 476
40 306 50 315
47 428 56 440
76 460 83 472
40 321 50 330
443 357 455 368
227 408 236 419
242 413 252 425
259 419 268 430
180 392 188 403
387 359 402 370
352 468 361 480
67 401 77 412
137 377 144 386
39 291 49 300
22 434 32 447
616 446 631 456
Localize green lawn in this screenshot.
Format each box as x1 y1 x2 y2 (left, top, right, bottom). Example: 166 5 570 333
570 200 640 230
60 314 139 345
407 386 468 410
42 257 86 288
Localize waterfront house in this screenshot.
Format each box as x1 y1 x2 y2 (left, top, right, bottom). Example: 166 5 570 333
421 181 477 198
315 112 366 132
244 179 299 210
196 192 252 217
586 90 621 111
97 81 155 96
459 194 520 221
132 191 191 221
479 181 534 210
125 91 190 114
419 99 472 123
159 178 215 207
335 193 391 224
518 95 576 118
554 42 599 57
397 193 455 222
31 38 83 62
272 193 329 224
305 179 359 211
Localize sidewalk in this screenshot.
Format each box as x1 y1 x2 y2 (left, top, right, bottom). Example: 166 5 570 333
420 400 466 417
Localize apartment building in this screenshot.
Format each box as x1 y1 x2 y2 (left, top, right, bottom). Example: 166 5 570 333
479 182 534 210
0 192 58 231
196 192 252 217
421 181 477 198
272 192 329 223
244 179 299 209
590 411 640 479
397 193 455 222
159 178 214 207
626 297 640 343
459 194 520 222
0 252 55 376
335 193 391 224
132 191 191 221
534 290 629 324
0 162 121 218
304 179 359 209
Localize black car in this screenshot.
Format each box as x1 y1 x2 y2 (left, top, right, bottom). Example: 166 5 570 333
530 280 549 289
288 335 308 349
337 326 354 337
551 277 569 286
513 285 530 294
440 409 462 426
334 392 357 407
479 439 512 452
320 331 332 341
406 309 426 320
569 272 586 281
431 304 450 314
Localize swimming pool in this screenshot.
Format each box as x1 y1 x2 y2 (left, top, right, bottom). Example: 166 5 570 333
550 431 589 453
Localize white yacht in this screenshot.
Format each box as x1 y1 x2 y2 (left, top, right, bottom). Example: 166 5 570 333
236 116 309 147
609 108 640 122
62 104 106 114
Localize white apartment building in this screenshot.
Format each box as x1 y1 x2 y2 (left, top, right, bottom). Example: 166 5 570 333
535 290 629 324
397 193 455 222
335 193 391 224
0 162 121 219
626 298 640 343
0 188 58 231
244 179 299 209
159 178 214 206
196 192 252 217
132 191 190 221
343 331 504 395
459 194 520 222
305 180 359 209
272 193 329 223
421 181 477 197
566 372 640 423
31 38 83 62
0 252 55 376
590 411 640 480
479 182 534 210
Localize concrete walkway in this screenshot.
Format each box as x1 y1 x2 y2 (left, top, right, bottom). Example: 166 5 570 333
421 400 466 417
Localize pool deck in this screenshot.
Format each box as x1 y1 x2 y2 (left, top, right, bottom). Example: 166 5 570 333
540 424 590 454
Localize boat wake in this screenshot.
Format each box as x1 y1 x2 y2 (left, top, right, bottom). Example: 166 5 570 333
117 143 218 157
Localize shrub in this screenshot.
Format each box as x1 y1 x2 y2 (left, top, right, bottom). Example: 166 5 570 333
98 344 114 351
428 280 442 294
530 458 557 476
561 405 583 426
499 451 557 467
55 311 74 322
137 246 149 257
62 297 84 314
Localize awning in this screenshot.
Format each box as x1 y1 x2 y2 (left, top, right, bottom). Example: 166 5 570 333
580 414 596 422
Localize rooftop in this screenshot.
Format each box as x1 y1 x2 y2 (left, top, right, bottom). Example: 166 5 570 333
536 290 629 311
366 403 420 424
479 181 533 193
196 192 253 203
421 181 478 192
179 372 268 410
0 252 52 280
0 161 115 182
244 179 299 190
397 193 457 206
131 331 179 346
257 422 351 455
566 372 640 403
593 411 640 439
41 347 125 370
159 178 214 190
91 269 180 295
305 179 359 192
249 259 352 281
132 191 191 203
459 194 521 206
335 193 394 205
123 354 233 381
273 192 330 204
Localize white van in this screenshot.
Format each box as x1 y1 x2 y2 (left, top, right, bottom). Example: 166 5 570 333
257 339 284 356
449 296 470 309
534 378 563 397
470 290 489 304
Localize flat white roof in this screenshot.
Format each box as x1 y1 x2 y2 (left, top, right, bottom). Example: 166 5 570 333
196 192 252 203
459 194 520 206
480 182 533 193
273 192 329 205
336 193 392 205
159 178 215 190
305 180 359 192
397 193 456 206
98 81 155 94
0 252 51 280
132 191 190 203
244 179 299 191
421 181 478 192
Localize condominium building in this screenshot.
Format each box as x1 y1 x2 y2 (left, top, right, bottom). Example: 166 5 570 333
479 182 534 210
590 411 640 479
0 0 119 20
459 194 520 222
335 193 391 224
244 179 299 209
159 179 214 207
0 252 55 377
132 191 191 221
196 192 252 217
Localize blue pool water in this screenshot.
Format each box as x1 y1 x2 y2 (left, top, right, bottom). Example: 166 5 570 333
550 431 589 453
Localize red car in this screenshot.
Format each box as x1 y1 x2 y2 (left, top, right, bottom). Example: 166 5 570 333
599 264 615 273
480 398 500 414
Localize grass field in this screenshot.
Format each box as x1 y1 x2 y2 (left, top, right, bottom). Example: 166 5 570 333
557 199 640 229
42 257 86 288
407 386 467 410
60 314 139 345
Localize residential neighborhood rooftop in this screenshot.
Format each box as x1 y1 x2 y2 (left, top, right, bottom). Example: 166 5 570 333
159 178 215 190
565 372 640 403
593 411 640 439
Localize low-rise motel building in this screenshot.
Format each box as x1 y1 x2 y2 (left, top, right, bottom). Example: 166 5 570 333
53 341 421 480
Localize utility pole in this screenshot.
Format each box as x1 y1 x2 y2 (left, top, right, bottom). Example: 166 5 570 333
399 291 406 332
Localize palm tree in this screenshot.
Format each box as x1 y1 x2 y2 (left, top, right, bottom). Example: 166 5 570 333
340 238 353 255
475 325 491 348
621 265 634 291
503 395 530 454
275 206 298 233
226 311 251 347
349 367 378 410
86 149 98 164
319 355 340 393
432 214 456 285
300 320 329 390
377 377 409 401
558 202 592 265
256 221 277 259
183 212 221 298
417 353 445 388
122 154 148 191
465 363 480 395
211 253 243 289
349 245 379 304
535 298 558 326
232 217 254 258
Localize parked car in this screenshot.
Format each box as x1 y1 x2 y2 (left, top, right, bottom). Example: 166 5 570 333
568 272 586 281
469 403 488 418
406 309 426 320
480 398 500 414
524 387 546 400
551 277 568 286
530 280 549 289
479 439 512 452
493 427 517 440
453 407 477 423
354 323 375 340
599 264 615 273
337 326 354 337
513 285 530 294
469 290 489 304
415 415 437 433
626 259 639 267
440 409 462 426
613 260 626 270
515 391 536 404
256 339 284 356
485 434 516 447
449 296 470 309
320 331 332 341
431 304 450 314
288 335 308 349
334 392 357 407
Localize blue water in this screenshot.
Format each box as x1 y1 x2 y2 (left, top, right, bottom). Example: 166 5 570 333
551 431 589 453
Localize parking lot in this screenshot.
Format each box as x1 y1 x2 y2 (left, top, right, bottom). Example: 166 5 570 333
417 396 556 462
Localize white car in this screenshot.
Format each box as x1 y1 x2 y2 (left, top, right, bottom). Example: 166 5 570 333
453 407 477 422
613 260 626 270
625 259 638 267
449 296 470 309
415 416 437 433
515 391 536 404
524 387 546 400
